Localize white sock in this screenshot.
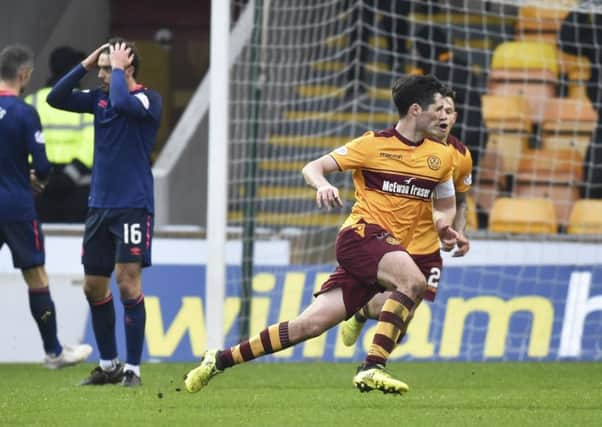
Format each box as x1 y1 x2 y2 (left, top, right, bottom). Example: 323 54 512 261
124 363 140 377
99 359 119 372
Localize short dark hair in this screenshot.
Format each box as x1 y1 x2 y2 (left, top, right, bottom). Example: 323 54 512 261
0 44 34 80
441 84 456 101
391 74 445 117
102 37 140 78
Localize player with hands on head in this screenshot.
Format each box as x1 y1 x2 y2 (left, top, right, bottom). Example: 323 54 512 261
184 74 458 395
340 91 473 349
0 44 92 369
47 38 162 387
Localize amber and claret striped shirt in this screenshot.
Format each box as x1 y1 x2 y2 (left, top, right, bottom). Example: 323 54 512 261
407 133 473 255
329 127 454 248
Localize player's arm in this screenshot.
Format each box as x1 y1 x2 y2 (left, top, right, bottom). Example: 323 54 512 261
451 149 473 257
24 109 51 192
302 154 342 209
46 64 95 113
452 191 469 257
108 43 160 120
432 178 458 251
47 44 107 113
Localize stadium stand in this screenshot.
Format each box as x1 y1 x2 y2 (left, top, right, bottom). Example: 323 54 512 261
514 149 583 228
481 95 531 174
567 199 602 234
488 197 558 234
472 149 506 215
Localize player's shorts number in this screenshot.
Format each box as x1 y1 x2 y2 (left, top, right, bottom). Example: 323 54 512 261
123 223 142 244
427 267 441 289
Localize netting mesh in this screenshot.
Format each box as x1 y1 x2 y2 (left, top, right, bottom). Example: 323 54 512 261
220 0 602 361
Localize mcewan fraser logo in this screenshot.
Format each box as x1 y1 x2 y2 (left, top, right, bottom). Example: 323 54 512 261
363 170 436 200
427 155 441 170
381 179 432 199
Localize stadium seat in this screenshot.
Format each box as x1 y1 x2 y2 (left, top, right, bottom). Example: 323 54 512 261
514 149 582 227
472 150 506 214
540 98 597 158
490 41 559 75
488 41 558 120
481 95 532 132
557 51 592 99
514 6 570 43
481 95 531 174
567 199 602 234
489 197 558 234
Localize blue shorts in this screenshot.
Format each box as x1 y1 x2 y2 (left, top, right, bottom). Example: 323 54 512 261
82 208 154 277
0 220 45 269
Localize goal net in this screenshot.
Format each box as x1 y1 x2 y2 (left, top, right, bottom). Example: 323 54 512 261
220 0 602 361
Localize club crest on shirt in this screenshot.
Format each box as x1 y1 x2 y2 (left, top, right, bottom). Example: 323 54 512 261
464 173 472 185
427 155 441 170
98 99 108 109
385 235 400 246
34 130 45 144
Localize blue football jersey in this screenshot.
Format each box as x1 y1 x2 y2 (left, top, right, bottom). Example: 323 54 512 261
0 90 51 222
47 65 162 212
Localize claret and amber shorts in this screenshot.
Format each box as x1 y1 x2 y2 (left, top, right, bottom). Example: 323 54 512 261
315 222 403 317
314 221 444 316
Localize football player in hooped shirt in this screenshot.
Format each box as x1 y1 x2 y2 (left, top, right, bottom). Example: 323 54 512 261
339 92 474 348
47 39 162 387
184 75 458 395
0 44 92 369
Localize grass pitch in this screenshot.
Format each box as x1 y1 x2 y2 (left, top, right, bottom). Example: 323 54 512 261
1 362 601 426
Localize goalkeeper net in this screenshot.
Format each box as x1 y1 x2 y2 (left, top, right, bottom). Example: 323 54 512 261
219 0 602 361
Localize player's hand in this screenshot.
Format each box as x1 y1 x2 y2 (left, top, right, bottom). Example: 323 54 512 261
82 43 110 70
438 224 459 252
109 42 134 70
316 184 343 210
29 169 46 194
452 233 470 257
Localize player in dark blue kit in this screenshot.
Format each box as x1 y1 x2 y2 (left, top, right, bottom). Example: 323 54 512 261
0 44 92 368
47 39 162 387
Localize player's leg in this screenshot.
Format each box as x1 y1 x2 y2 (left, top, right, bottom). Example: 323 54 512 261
2 221 91 368
364 250 425 362
22 266 93 368
112 209 153 387
343 251 443 346
340 291 389 346
80 209 123 385
114 262 144 387
352 250 424 394
184 286 350 393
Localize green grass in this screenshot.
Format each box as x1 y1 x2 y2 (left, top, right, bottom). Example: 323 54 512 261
1 362 601 426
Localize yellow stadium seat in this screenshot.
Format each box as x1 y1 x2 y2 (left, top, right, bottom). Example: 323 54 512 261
488 68 557 109
557 51 591 99
489 197 558 234
540 98 597 158
515 149 583 182
568 199 602 234
472 150 507 213
481 95 532 132
485 133 529 175
514 149 582 227
491 41 559 76
489 41 559 119
515 6 571 43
